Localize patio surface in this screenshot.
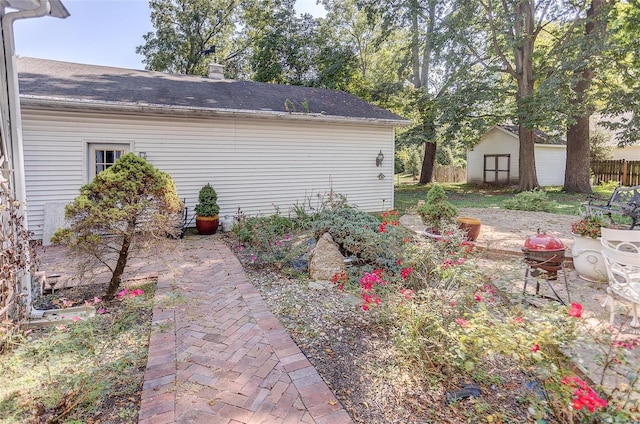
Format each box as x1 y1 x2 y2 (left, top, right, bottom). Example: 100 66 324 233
38 237 352 424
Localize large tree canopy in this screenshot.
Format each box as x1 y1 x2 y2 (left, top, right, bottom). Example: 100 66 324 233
136 0 640 189
136 0 238 75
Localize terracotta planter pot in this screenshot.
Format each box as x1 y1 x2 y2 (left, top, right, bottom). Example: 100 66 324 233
571 233 607 282
196 215 219 235
456 217 481 241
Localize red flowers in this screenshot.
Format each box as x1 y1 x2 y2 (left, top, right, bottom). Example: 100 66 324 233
400 267 414 280
378 210 399 233
562 376 607 412
455 318 470 327
568 303 583 318
530 344 540 353
331 272 348 291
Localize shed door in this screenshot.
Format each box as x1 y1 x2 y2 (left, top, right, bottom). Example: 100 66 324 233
484 154 510 184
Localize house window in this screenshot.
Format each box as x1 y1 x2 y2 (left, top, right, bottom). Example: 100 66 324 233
88 144 129 179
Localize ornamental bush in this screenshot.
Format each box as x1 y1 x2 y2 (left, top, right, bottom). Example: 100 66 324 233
312 206 411 270
503 189 557 213
52 154 183 299
194 183 220 217
417 184 458 229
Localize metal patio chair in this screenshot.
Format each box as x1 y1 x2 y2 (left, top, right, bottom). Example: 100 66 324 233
600 227 640 328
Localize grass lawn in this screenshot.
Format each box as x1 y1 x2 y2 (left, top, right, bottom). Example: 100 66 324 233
394 179 618 216
0 280 154 424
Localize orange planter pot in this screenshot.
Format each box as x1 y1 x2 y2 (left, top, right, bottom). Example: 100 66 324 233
196 215 219 235
456 217 481 241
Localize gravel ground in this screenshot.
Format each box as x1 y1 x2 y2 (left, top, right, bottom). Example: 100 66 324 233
237 260 538 423
225 208 640 422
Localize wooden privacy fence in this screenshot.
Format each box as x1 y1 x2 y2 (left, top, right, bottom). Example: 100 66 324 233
432 164 467 183
591 160 640 186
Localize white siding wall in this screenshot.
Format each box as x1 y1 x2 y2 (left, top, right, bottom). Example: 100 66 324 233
613 146 640 161
22 109 396 241
534 145 566 186
467 127 567 186
466 127 519 184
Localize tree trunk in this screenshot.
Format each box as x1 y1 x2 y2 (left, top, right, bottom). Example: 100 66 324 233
105 222 135 300
518 124 539 191
410 0 421 88
419 141 437 184
564 114 593 193
564 0 607 194
514 1 539 191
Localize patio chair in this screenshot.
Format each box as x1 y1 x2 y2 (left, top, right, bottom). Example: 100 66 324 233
600 227 640 328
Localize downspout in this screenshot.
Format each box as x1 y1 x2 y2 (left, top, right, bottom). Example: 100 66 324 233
0 0 52 319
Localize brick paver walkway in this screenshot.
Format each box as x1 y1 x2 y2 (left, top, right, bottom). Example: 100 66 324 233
137 238 352 424
38 237 352 424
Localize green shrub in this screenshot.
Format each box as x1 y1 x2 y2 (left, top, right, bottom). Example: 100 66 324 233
194 183 220 217
51 153 183 299
417 184 458 228
232 213 307 270
502 189 557 212
312 207 410 270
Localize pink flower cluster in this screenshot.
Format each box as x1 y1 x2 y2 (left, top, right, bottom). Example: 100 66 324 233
442 257 466 269
400 288 414 300
359 269 386 311
568 303 583 318
117 288 145 299
562 376 607 412
612 338 639 350
455 318 470 327
474 284 497 303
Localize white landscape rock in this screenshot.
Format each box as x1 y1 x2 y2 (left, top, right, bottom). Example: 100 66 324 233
309 232 346 281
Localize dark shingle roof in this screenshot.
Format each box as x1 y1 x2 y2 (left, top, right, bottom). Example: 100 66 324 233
17 57 406 124
500 125 566 145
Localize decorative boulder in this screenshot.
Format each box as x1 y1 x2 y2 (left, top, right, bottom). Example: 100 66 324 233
309 232 346 281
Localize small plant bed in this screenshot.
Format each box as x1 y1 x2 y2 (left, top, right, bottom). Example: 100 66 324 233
229 204 640 423
0 279 155 424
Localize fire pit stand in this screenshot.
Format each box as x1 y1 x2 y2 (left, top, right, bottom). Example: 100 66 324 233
522 231 571 305
522 253 570 305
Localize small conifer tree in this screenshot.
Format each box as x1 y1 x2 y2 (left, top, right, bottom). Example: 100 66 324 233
52 153 183 299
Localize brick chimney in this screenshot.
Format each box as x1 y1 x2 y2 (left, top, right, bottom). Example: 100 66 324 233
207 63 224 80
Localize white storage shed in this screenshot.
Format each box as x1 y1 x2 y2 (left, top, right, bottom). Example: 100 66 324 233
466 125 566 186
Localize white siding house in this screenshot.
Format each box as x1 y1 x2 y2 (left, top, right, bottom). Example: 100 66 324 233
18 58 408 243
613 146 640 161
467 125 566 186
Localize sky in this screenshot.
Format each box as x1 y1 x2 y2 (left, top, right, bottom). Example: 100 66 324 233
14 0 326 70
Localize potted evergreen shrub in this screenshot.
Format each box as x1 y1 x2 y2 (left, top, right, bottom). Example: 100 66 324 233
194 183 220 235
418 184 458 239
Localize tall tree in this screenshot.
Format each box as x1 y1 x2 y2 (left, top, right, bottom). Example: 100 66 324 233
360 0 449 184
564 0 611 193
458 0 586 191
597 1 640 147
136 0 238 75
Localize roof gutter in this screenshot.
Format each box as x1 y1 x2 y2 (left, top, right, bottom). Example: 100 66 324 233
21 95 412 127
0 0 69 320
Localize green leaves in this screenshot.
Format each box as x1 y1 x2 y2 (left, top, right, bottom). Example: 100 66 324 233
52 153 183 298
